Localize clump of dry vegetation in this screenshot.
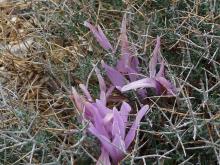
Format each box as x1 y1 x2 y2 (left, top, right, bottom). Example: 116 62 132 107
0 0 220 165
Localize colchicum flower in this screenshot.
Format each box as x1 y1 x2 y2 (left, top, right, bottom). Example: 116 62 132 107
84 15 176 98
84 15 142 90
84 21 113 52
101 15 141 88
71 67 149 165
81 15 176 163
121 36 177 96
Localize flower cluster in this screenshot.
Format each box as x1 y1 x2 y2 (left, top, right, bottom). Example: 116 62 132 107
71 67 148 165
71 14 177 165
85 15 176 98
121 36 177 96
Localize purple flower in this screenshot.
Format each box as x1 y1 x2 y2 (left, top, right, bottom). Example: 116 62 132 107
101 60 127 89
101 15 144 91
84 21 113 52
116 15 139 74
71 88 149 164
84 15 140 89
89 102 149 165
121 37 177 96
84 15 176 97
71 66 149 164
71 66 114 114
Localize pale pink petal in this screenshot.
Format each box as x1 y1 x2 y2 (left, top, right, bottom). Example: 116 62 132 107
116 14 133 73
130 56 139 72
85 102 110 138
126 67 139 82
84 21 113 51
84 102 110 138
102 112 114 137
94 64 109 105
100 91 106 105
79 84 93 102
94 66 107 93
71 87 84 111
125 105 149 149
112 108 126 139
120 14 127 38
111 134 126 164
96 147 111 165
95 99 112 117
155 77 176 95
106 86 115 99
94 66 110 105
149 36 160 77
103 112 113 124
83 101 98 120
116 53 131 73
119 102 131 124
156 60 165 77
120 14 129 58
88 123 114 156
102 61 126 88
97 25 113 51
121 78 157 92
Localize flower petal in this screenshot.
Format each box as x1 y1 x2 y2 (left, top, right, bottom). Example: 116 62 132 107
83 101 98 120
155 77 176 95
79 84 93 102
120 14 130 63
95 99 112 117
100 91 106 106
149 36 160 77
84 102 110 138
102 112 114 137
112 107 126 139
71 87 84 111
126 67 139 82
111 134 126 164
156 60 165 77
125 105 149 149
106 86 115 99
97 25 113 51
121 78 156 92
103 112 113 124
84 21 113 51
96 147 111 165
117 14 139 73
102 61 127 88
94 66 107 93
130 56 139 72
88 123 116 161
116 53 131 73
119 102 131 124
